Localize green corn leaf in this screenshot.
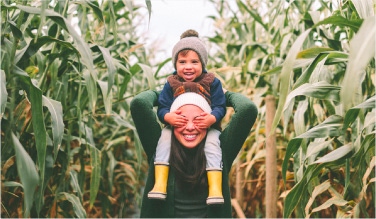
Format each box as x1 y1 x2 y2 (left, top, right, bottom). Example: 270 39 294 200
314 143 353 164
363 109 375 132
293 100 308 136
119 69 132 99
98 80 113 115
59 192 86 218
284 159 345 218
271 28 311 134
282 138 302 183
81 124 101 209
88 144 101 209
296 47 334 59
15 36 78 64
325 51 348 64
13 65 47 205
306 139 333 163
42 96 64 161
16 4 99 113
85 0 104 22
83 69 98 112
293 53 329 89
155 58 172 78
3 181 23 188
7 20 23 39
12 132 40 218
283 164 315 218
97 46 116 95
285 82 341 111
261 58 313 76
35 0 47 42
282 115 343 182
237 0 268 30
343 96 376 129
297 115 343 139
352 132 375 167
106 151 117 190
70 170 83 200
312 15 363 32
112 114 135 129
341 16 375 111
138 63 156 90
283 82 340 134
0 70 7 119
16 5 96 74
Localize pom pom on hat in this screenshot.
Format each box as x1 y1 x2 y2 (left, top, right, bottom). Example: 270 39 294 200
172 29 208 70
170 92 211 114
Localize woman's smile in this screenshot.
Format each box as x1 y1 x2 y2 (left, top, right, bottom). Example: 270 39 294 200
183 134 197 141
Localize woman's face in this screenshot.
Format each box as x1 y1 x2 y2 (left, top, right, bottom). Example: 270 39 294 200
176 50 203 82
173 104 208 149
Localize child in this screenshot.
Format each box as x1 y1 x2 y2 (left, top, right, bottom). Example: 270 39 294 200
148 29 226 205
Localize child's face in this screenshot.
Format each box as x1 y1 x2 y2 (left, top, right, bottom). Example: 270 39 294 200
176 50 203 82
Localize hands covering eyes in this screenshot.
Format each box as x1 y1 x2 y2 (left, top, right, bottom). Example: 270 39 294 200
164 111 216 129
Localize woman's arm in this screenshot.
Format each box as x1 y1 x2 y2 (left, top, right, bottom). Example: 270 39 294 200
130 90 161 162
220 91 258 169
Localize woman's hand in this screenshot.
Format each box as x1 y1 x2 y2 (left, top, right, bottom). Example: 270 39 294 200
164 110 188 127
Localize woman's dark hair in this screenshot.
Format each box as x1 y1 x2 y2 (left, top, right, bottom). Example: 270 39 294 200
169 129 207 190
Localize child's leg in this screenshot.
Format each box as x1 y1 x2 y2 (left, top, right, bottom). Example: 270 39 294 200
154 126 172 165
204 128 224 205
205 129 222 170
148 126 171 200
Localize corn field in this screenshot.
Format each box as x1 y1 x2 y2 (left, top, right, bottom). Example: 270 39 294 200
1 0 374 218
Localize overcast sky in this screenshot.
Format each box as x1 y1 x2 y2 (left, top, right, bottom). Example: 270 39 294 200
138 0 217 65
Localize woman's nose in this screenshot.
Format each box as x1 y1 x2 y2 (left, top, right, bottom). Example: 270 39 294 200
185 120 195 130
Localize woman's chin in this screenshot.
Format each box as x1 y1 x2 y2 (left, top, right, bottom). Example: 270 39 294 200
180 141 199 149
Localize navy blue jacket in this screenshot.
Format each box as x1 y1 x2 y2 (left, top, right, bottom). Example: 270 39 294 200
157 73 226 126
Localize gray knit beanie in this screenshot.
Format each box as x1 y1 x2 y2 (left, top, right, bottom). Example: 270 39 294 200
172 29 208 70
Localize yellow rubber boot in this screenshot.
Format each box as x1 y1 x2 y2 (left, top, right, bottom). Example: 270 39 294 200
206 170 224 205
148 165 169 200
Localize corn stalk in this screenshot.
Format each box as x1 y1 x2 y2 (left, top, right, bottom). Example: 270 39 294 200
208 0 375 217
1 0 154 217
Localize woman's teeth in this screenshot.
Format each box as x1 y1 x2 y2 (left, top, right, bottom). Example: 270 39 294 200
184 135 196 140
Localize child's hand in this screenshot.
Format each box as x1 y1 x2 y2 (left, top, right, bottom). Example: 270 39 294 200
164 110 188 127
193 112 216 129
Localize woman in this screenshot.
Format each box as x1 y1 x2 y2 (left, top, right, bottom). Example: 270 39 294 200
130 90 257 218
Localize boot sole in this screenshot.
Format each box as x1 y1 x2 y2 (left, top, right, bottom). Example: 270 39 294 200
148 192 167 200
206 197 224 205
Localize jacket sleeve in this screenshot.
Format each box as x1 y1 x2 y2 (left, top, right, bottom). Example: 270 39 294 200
220 91 258 171
210 78 227 123
130 90 161 162
157 82 174 124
